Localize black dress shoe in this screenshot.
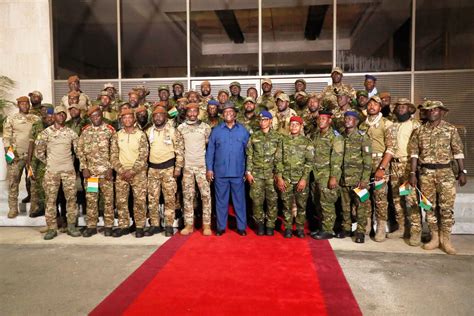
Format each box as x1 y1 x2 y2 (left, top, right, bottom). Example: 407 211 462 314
135 228 144 238
335 230 352 239
354 232 365 243
284 229 292 238
104 227 113 237
216 229 225 236
113 228 130 238
296 229 305 238
237 229 247 236
29 208 45 218
312 231 334 240
82 228 97 237
144 226 164 237
266 227 274 236
165 226 174 237
256 223 265 236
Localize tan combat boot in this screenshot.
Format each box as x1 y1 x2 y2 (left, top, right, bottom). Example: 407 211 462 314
423 229 439 250
374 220 387 242
180 224 194 235
7 210 18 219
387 219 405 239
408 227 421 246
440 231 457 255
202 224 212 236
365 217 372 235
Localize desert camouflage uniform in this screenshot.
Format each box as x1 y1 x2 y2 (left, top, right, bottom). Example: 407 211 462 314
302 109 319 139
321 84 356 111
270 108 298 135
60 91 92 112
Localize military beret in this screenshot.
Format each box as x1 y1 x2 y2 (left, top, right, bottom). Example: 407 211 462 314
208 100 219 107
103 83 116 91
276 93 290 102
46 107 54 115
54 105 67 114
67 75 79 83
68 103 79 110
229 81 241 88
262 78 272 86
119 108 135 117
331 67 343 75
152 106 167 115
365 74 377 81
221 101 238 112
356 90 369 98
16 96 30 103
295 79 307 86
369 95 382 104
294 91 308 98
259 110 273 119
158 85 169 92
344 111 359 119
289 116 303 125
424 100 449 112
68 90 80 98
135 105 147 114
243 97 256 104
186 103 200 110
99 90 110 97
87 105 101 116
172 81 184 89
201 80 211 87
318 110 333 117
41 103 54 109
28 91 43 99
379 92 391 99
218 89 230 96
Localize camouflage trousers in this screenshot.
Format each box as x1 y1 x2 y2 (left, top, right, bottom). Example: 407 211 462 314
7 155 27 213
250 173 278 228
390 160 421 233
84 176 114 228
281 179 308 230
341 186 369 233
115 171 147 229
182 166 211 226
30 158 46 212
44 170 78 229
312 180 340 233
148 167 176 227
371 156 389 221
419 168 456 233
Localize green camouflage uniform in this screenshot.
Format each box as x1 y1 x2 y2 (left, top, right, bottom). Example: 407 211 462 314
202 116 222 129
332 106 354 134
311 127 344 233
275 134 314 230
321 84 356 111
256 94 276 112
65 117 87 136
237 112 260 135
29 120 50 213
230 95 245 112
246 129 281 228
302 109 319 139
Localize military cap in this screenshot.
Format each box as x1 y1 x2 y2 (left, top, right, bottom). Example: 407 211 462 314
273 90 284 99
289 116 303 125
344 111 359 119
87 105 101 116
41 103 54 109
128 90 139 97
54 105 67 114
294 91 308 98
394 98 416 113
295 79 307 86
337 89 352 98
68 90 80 98
67 75 79 83
135 105 147 114
158 85 169 93
259 110 273 119
365 74 377 81
218 89 230 96
186 103 199 110
418 99 431 110
356 90 369 98
379 92 391 99
16 96 30 103
152 106 167 115
331 67 343 75
221 101 238 112
99 90 110 97
276 93 290 102
208 100 219 107
229 81 241 88
134 85 150 96
369 95 382 104
201 80 211 87
262 78 272 86
119 108 135 117
243 97 256 104
318 110 333 117
172 81 184 89
424 100 449 112
103 83 116 91
28 91 43 99
68 103 79 110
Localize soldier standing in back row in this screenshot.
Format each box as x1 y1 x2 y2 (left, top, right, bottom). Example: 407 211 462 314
409 101 467 255
321 67 356 110
256 79 276 112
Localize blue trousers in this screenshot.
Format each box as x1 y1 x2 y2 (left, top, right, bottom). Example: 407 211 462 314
214 177 247 231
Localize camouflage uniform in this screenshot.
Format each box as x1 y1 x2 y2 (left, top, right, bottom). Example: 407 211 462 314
77 123 116 228
256 94 276 112
202 116 222 129
60 91 92 112
230 95 245 112
146 124 182 227
340 129 372 233
111 127 149 229
35 125 79 229
302 109 319 139
246 129 281 228
3 112 40 215
312 127 344 233
237 112 260 135
29 120 50 213
332 106 354 134
65 117 87 136
270 108 298 135
321 84 356 110
275 134 314 230
409 120 464 237
175 121 212 226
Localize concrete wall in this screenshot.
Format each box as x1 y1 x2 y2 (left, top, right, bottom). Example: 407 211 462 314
0 0 53 115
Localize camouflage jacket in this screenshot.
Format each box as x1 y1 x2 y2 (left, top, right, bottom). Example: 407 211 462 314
202 116 222 129
340 129 372 187
386 118 421 159
3 112 40 156
359 115 395 158
332 106 354 134
60 92 92 111
175 120 211 169
77 123 115 176
409 120 464 165
321 83 356 110
110 127 149 174
302 109 319 139
270 108 298 136
256 94 276 112
275 134 314 183
230 95 245 112
65 117 88 136
246 129 281 177
237 112 260 135
312 127 344 183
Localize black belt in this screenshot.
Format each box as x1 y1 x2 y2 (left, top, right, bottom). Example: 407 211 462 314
421 163 451 170
149 158 175 170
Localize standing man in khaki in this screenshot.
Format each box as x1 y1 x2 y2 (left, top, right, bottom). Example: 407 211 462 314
175 103 213 236
35 106 81 240
111 108 149 238
3 96 40 218
77 106 116 237
270 93 297 135
146 106 182 237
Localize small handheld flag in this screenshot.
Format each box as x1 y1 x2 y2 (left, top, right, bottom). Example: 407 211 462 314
374 179 385 190
5 146 15 164
86 177 99 193
354 187 370 202
399 181 413 196
27 165 34 178
419 193 432 211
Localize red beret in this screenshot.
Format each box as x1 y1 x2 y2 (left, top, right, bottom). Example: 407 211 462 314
289 116 303 125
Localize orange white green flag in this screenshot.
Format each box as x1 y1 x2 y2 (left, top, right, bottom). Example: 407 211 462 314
87 177 99 193
353 187 370 202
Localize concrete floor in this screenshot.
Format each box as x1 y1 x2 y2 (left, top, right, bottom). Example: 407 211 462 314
0 228 473 315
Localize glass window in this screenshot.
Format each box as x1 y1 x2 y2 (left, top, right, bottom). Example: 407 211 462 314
52 0 118 79
415 0 474 70
336 0 411 72
121 0 187 78
262 0 333 75
190 0 258 76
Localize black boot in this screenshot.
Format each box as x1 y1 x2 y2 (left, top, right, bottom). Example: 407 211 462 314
135 228 145 238
296 229 305 238
256 223 265 236
103 227 113 237
354 232 365 243
144 226 164 237
165 226 174 237
284 229 292 238
113 228 130 238
82 228 97 237
312 231 334 240
266 227 274 236
29 208 45 218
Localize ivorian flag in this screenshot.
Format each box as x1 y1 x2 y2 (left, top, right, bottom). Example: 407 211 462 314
399 181 412 196
419 193 433 211
5 146 15 164
168 107 178 118
374 179 385 190
27 165 34 178
87 177 99 193
353 187 370 202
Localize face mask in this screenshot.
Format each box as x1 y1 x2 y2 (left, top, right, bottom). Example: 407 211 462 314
396 112 411 122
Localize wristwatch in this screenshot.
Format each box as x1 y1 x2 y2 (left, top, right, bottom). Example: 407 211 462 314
378 166 385 171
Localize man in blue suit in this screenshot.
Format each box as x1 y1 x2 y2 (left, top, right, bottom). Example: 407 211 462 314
206 102 250 236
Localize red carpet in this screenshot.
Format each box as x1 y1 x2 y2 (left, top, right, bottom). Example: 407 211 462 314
90 231 361 316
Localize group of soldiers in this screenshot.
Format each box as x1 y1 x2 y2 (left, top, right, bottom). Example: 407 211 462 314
3 67 466 255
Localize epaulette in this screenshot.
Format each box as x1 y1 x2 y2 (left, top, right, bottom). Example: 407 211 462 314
81 124 91 132
105 124 116 133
